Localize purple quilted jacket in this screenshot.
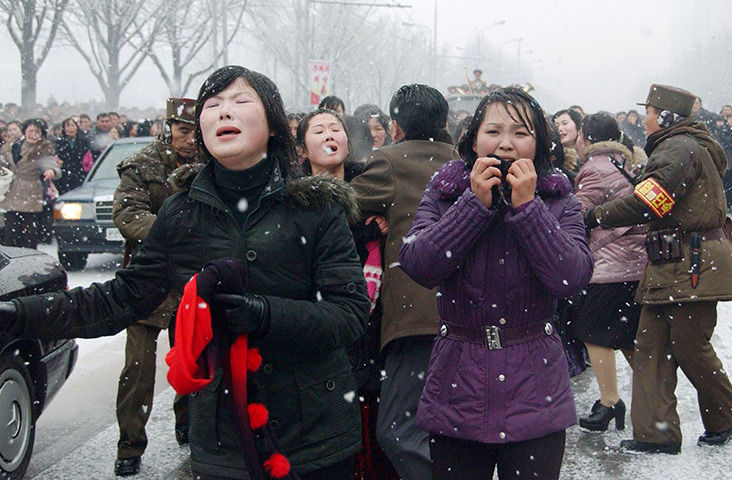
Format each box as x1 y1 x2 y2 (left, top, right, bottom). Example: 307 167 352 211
398 159 593 444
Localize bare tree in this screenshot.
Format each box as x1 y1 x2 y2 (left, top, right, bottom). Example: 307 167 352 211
354 18 430 108
1 0 70 110
248 0 431 111
146 0 247 97
249 0 380 109
61 0 163 109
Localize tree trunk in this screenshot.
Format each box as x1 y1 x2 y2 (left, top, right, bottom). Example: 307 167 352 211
20 0 37 113
20 51 37 112
172 42 183 96
106 41 121 110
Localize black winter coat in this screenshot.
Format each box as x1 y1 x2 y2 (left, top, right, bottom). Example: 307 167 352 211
55 135 91 194
12 161 370 478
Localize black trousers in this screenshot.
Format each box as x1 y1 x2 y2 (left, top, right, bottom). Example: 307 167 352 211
430 430 566 480
3 211 40 249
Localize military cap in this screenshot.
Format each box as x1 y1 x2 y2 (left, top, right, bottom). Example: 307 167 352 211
166 97 196 125
637 84 696 117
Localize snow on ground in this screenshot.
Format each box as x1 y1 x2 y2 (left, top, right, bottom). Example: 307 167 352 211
560 301 732 480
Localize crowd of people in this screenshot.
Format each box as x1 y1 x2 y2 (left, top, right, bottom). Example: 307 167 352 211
0 70 731 480
0 105 170 250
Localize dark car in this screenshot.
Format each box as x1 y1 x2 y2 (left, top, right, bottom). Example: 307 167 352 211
52 137 153 271
0 245 77 479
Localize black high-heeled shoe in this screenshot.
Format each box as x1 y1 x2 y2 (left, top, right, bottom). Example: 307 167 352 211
579 399 626 431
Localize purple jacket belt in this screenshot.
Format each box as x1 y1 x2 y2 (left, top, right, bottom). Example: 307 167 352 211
439 320 554 350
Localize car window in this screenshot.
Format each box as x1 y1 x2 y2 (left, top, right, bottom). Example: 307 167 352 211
88 140 152 182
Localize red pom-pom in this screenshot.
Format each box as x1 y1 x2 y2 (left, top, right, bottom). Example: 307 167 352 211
247 348 262 372
263 452 291 478
248 402 269 429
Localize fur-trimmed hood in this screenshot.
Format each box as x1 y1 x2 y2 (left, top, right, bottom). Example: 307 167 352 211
583 140 632 163
582 140 647 171
427 158 573 202
285 174 361 225
189 161 361 225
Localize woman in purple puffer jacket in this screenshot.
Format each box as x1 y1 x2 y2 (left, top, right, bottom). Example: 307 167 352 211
398 88 593 480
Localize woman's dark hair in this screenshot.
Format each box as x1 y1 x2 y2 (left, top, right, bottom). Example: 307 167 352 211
22 118 48 139
546 122 566 169
123 121 138 137
458 87 553 177
318 96 346 114
195 65 297 180
553 109 582 131
580 112 635 152
137 119 152 137
61 117 79 138
452 115 472 143
352 103 379 118
344 115 373 162
295 108 353 174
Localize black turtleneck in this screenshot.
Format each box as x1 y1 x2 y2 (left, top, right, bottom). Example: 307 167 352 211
213 156 274 227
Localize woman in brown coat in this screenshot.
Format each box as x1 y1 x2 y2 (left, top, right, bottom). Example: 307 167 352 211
0 119 61 249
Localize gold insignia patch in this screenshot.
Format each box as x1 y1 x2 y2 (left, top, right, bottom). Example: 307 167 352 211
634 178 674 218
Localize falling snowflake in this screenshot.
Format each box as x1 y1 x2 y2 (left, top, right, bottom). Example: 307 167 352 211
237 198 249 212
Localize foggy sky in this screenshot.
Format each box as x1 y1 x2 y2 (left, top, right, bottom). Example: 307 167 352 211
1 0 730 115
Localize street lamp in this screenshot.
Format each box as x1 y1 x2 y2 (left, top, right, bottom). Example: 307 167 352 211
518 49 534 82
498 38 522 84
402 21 434 84
477 20 505 58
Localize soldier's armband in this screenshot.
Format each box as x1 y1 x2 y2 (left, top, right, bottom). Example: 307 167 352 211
634 178 675 218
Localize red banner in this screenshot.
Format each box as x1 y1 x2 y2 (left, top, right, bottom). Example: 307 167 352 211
309 60 331 106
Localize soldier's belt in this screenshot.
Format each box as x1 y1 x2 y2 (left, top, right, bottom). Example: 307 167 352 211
680 228 726 244
645 227 726 265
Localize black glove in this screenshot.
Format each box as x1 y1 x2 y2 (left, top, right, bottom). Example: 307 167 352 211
195 257 248 305
584 208 601 232
0 302 18 333
214 294 271 337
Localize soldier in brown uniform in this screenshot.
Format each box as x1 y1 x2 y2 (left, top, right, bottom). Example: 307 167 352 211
586 84 732 454
112 98 203 476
